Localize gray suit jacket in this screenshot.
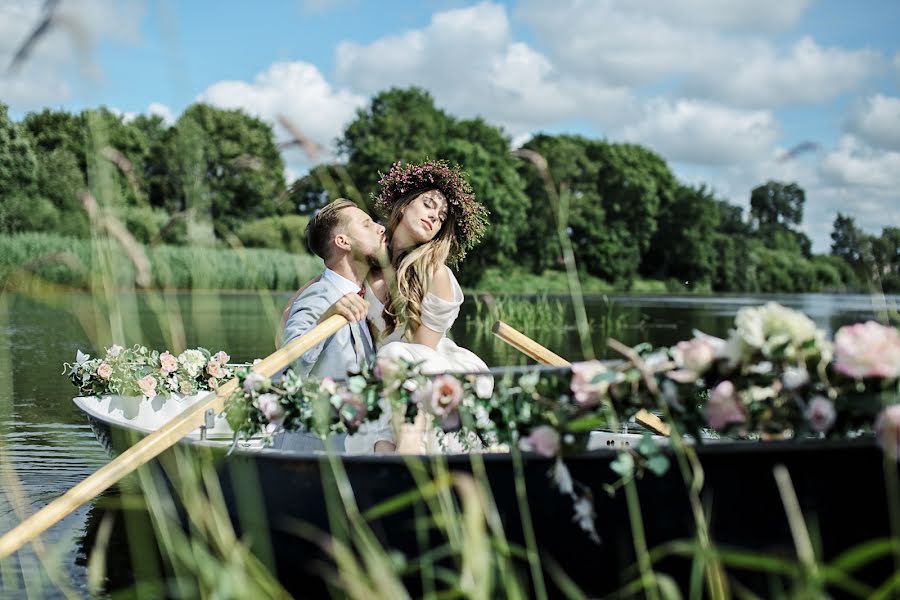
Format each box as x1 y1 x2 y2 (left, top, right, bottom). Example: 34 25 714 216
277 275 372 452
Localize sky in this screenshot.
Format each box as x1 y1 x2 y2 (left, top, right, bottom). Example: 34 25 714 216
1 0 898 252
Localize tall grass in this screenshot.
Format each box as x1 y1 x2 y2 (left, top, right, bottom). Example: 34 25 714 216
0 233 323 291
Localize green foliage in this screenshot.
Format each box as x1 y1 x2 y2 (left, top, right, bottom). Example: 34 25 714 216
169 104 288 233
642 183 719 286
113 205 176 244
235 215 311 254
288 163 363 214
750 180 805 227
6 95 890 294
0 233 322 290
0 103 39 197
0 194 60 235
339 87 452 202
473 267 614 293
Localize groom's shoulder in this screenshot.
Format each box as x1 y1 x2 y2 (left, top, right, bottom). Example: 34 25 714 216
288 279 335 313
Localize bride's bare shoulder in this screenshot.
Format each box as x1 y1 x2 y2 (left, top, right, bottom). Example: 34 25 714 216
428 265 454 301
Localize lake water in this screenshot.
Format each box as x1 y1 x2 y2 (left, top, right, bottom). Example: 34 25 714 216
0 289 896 596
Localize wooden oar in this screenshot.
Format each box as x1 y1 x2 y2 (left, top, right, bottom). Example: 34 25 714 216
492 321 671 436
0 314 348 560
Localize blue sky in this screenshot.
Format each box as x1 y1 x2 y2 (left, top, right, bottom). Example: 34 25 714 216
2 0 898 252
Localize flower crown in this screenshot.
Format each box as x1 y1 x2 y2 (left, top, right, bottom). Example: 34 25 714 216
373 159 489 265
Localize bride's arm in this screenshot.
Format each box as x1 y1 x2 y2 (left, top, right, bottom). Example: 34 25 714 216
410 266 454 349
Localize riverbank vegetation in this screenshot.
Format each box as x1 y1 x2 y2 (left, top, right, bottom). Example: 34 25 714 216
1 93 896 294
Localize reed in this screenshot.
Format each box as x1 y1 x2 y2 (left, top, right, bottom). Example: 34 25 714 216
0 233 323 292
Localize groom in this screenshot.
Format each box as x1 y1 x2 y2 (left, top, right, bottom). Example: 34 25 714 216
279 198 395 452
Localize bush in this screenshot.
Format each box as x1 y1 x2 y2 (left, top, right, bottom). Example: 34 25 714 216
235 215 311 254
113 205 174 245
474 267 614 293
0 195 61 234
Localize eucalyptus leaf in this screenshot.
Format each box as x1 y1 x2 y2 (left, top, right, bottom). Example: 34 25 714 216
610 452 634 476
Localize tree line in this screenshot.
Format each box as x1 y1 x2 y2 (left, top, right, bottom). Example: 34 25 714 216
0 88 896 292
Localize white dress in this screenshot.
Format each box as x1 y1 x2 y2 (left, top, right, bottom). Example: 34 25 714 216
370 267 493 453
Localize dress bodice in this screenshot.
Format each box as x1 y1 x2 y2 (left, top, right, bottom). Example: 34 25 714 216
420 266 463 334
366 266 463 341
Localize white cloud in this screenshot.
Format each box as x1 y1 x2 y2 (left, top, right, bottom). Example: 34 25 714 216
620 99 779 164
0 0 145 109
335 2 634 136
691 37 880 108
147 102 175 126
848 94 900 151
820 135 900 188
622 0 813 31
517 0 879 109
198 61 366 174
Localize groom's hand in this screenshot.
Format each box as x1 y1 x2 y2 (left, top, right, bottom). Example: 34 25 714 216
319 293 369 324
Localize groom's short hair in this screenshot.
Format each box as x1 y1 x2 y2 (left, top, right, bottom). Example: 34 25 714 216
306 198 356 260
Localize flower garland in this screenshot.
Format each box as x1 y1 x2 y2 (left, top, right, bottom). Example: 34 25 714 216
221 303 900 460
65 344 234 399
66 304 900 460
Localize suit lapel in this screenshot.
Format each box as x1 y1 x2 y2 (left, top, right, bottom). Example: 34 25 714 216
320 276 367 369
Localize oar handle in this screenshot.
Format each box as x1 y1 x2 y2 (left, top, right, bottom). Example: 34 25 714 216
491 320 670 436
0 314 348 560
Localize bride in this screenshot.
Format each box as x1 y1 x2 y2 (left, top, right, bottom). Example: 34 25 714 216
365 160 491 452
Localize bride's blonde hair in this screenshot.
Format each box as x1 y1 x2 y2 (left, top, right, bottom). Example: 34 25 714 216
382 190 457 338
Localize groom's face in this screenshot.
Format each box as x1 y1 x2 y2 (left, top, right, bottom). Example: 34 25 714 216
340 207 388 264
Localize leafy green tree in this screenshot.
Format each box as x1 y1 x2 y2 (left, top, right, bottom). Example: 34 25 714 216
830 213 871 266
288 163 364 214
169 104 287 234
750 181 804 227
35 148 89 237
517 134 601 273
339 87 452 205
0 104 55 234
643 183 720 286
0 104 39 195
588 141 676 282
749 181 811 257
131 113 176 211
21 109 86 170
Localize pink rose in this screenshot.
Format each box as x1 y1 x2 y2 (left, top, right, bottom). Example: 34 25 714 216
159 351 178 375
805 396 836 433
97 363 113 380
834 322 900 379
426 375 464 430
255 393 284 426
523 425 561 457
206 361 223 378
243 372 269 394
107 345 124 358
212 351 230 364
137 375 158 398
207 377 218 390
673 337 718 374
704 380 746 431
319 377 338 395
570 361 611 406
373 357 401 381
875 405 900 460
338 391 368 430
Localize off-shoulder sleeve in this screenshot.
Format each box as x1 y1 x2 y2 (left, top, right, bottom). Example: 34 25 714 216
420 266 463 334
